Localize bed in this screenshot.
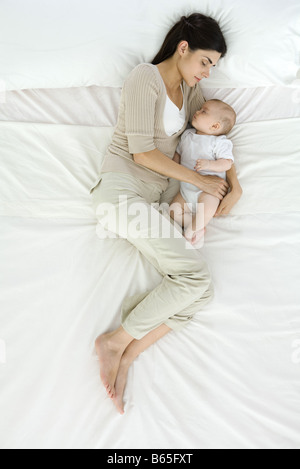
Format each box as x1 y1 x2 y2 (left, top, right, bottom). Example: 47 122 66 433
0 0 300 449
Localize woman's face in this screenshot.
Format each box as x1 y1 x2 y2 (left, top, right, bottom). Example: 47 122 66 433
177 43 222 87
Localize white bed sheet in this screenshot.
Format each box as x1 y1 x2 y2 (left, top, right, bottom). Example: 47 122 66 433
0 214 299 449
0 100 300 449
0 118 299 218
0 85 299 126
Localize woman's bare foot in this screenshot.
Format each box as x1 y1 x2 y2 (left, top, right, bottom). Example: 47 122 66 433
95 334 124 398
112 356 131 415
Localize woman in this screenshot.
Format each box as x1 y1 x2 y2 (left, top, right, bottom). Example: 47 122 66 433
91 13 243 414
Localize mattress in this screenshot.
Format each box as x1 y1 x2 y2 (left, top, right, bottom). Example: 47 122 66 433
1 0 300 450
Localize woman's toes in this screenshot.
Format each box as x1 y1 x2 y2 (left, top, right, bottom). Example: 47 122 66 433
108 387 115 398
106 385 115 398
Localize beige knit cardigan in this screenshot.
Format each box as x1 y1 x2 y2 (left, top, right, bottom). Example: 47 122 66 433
91 63 205 191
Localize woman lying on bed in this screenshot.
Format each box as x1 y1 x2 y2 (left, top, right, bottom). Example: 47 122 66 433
91 13 243 414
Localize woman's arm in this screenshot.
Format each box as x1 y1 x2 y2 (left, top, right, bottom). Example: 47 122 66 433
134 148 229 200
226 164 242 194
172 152 181 165
214 164 243 216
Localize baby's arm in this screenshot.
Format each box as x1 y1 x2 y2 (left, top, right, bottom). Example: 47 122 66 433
194 158 233 172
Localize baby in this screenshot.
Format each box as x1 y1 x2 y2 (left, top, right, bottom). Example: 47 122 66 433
169 99 236 248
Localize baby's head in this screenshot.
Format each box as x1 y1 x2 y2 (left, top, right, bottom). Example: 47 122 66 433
192 99 236 136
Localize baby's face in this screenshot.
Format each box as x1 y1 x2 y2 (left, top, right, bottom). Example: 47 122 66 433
191 101 224 135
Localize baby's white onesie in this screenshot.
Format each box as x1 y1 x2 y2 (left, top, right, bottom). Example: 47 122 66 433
177 128 234 214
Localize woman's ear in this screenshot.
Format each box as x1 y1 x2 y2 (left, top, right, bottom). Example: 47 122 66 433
178 41 189 56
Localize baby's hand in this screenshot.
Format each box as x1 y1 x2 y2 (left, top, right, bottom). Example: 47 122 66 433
194 159 211 172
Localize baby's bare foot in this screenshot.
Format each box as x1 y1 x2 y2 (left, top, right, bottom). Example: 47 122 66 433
112 356 131 414
191 228 205 245
191 228 206 248
95 334 123 397
184 227 206 245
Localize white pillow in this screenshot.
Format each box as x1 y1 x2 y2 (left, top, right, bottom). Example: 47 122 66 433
0 0 299 91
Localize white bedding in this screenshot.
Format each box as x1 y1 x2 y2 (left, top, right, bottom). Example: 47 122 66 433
0 213 299 449
1 0 300 451
1 0 299 90
0 85 300 126
0 117 299 219
0 111 300 448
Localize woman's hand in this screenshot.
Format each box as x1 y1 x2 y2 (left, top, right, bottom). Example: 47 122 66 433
194 173 229 201
214 188 243 217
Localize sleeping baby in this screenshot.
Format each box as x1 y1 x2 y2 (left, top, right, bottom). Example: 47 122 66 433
169 99 236 248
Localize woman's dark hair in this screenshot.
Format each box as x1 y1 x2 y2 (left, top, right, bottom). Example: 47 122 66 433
152 13 227 65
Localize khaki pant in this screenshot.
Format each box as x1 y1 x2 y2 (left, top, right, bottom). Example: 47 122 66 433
91 172 214 340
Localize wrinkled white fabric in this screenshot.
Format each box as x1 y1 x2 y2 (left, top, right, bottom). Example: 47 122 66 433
0 109 300 448
0 0 299 90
